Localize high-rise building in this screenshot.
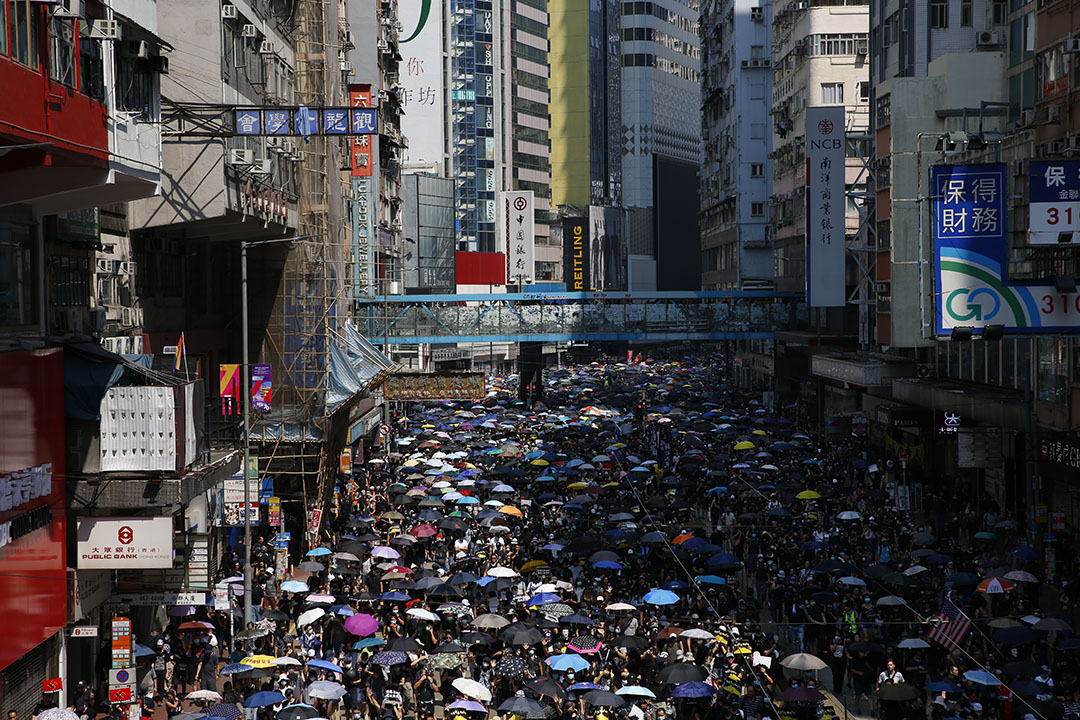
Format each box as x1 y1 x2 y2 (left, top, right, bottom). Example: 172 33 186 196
549 0 622 209
700 0 774 290
506 0 558 280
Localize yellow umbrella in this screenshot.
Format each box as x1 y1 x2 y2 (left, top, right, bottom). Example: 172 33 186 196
530 459 550 466
734 441 755 450
520 560 549 573
241 655 277 668
499 505 523 517
796 490 821 500
566 482 587 490
751 429 768 436
421 424 436 429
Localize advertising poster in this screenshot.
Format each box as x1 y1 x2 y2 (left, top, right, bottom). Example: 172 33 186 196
399 0 444 166
219 363 240 415
562 216 590 291
251 364 272 413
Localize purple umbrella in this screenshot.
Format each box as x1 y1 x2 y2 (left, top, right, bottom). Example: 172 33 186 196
344 613 379 636
447 701 487 713
168 605 196 617
777 687 824 703
371 546 401 559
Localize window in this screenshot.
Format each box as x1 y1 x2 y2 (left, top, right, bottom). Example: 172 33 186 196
751 202 765 216
751 44 764 58
0 206 37 327
875 93 891 127
810 32 868 55
961 0 972 26
79 20 104 100
993 0 1007 24
930 0 948 28
0 0 7 56
49 17 76 87
115 54 155 119
10 0 41 68
1038 336 1068 404
751 163 764 177
859 81 871 102
821 82 844 104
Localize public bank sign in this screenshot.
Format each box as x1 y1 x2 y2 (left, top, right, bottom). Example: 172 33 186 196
77 517 173 569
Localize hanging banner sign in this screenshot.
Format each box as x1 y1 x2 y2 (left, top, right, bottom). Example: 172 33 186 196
251 364 272 413
235 107 378 136
805 106 846 307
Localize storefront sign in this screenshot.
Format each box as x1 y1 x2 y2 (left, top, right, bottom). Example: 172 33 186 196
268 496 281 527
1041 437 1080 471
875 405 931 430
71 626 99 637
339 448 352 475
500 191 535 281
309 507 323 535
128 592 206 606
383 372 486 400
70 569 112 622
223 503 258 526
78 517 173 569
111 616 132 668
432 348 473 362
935 410 965 437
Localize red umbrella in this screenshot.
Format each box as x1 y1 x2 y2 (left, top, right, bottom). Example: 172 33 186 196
386 565 414 574
977 577 1015 594
410 524 438 538
177 621 215 630
344 613 379 636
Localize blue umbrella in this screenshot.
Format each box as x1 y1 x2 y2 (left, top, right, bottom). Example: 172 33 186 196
379 591 410 601
281 580 309 593
306 547 332 557
802 541 827 551
370 651 409 666
352 638 386 650
695 575 726 585
567 683 601 692
134 643 156 657
244 691 286 708
593 560 623 570
963 670 1001 686
547 654 590 672
219 663 253 675
527 593 562 606
1012 545 1040 562
661 580 689 590
329 604 355 616
924 681 961 693
306 659 343 674
671 682 716 698
643 589 679 605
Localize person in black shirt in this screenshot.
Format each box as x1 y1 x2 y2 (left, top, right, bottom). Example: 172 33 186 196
412 668 436 720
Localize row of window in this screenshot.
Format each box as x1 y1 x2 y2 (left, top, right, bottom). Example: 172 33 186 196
620 2 699 35
928 0 1007 28
620 25 701 60
621 52 702 82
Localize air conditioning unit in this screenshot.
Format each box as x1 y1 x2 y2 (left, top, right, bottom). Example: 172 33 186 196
794 1 809 9
242 23 258 38
741 59 751 67
118 261 132 274
342 61 354 73
1021 109 1035 126
344 30 356 49
1066 37 1080 53
977 31 1004 47
222 3 238 19
228 148 255 165
377 39 389 52
95 258 112 273
267 137 283 150
90 19 120 40
123 39 150 59
915 363 935 379
251 158 272 174
89 309 107 333
1047 140 1066 155
259 40 275 54
53 0 81 19
121 308 132 327
1048 104 1063 124
856 40 868 54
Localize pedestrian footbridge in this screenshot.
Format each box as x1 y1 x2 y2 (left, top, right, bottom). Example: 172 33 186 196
355 291 807 345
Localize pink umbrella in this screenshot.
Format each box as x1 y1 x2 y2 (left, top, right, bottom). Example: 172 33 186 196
345 613 379 636
410 524 438 538
306 594 336 604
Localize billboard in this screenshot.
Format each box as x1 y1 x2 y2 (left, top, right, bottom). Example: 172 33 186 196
400 0 444 166
1029 161 1080 244
349 85 374 178
589 206 628 291
500 191 535 281
563 216 590 291
0 349 67 672
933 163 1080 333
251 363 272 413
805 106 846 307
383 372 486 400
77 517 174 569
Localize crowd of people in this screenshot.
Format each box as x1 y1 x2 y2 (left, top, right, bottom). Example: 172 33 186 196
47 354 1080 720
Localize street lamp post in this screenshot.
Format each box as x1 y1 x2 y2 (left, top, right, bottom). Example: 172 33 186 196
240 235 305 625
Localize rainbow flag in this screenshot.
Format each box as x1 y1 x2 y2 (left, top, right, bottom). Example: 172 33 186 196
173 332 184 373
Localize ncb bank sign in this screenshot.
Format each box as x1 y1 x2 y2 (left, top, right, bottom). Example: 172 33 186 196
934 163 1080 335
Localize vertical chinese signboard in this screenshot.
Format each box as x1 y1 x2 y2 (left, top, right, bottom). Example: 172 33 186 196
349 85 374 178
1028 160 1080 245
398 0 445 166
805 106 846 307
501 191 535 282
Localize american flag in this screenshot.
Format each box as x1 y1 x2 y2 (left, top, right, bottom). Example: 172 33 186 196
927 595 973 651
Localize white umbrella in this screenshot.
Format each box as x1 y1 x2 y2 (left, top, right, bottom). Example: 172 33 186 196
897 638 931 649
487 566 519 578
333 552 361 563
838 576 866 587
779 653 828 671
606 602 637 611
186 691 222 701
408 608 441 622
876 595 905 606
272 656 303 666
837 511 863 521
453 677 493 702
679 628 714 640
903 565 928 576
297 608 326 627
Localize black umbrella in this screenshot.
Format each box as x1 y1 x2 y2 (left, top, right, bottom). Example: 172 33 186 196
494 655 530 678
877 684 919 702
387 637 423 653
276 705 322 720
461 632 496 645
848 641 885 655
498 697 547 717
434 641 467 654
262 609 289 621
658 663 707 684
500 625 544 646
610 635 648 650
992 627 1043 645
582 690 626 708
425 583 465 598
524 677 567 700
1003 660 1042 676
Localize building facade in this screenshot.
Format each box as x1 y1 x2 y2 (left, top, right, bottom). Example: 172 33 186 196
700 0 775 290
